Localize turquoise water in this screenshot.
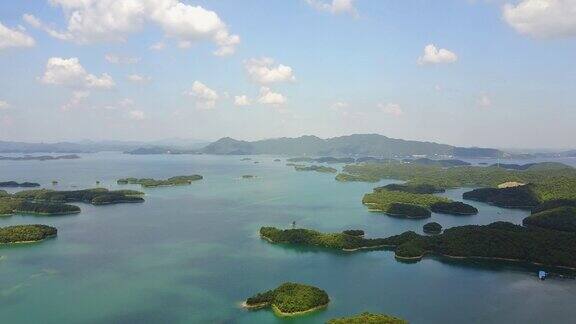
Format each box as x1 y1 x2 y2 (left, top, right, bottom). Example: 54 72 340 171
1 153 575 323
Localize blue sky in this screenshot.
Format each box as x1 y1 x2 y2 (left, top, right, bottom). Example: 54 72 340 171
0 0 574 149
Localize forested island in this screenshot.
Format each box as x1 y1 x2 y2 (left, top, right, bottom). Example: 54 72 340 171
362 188 477 218
0 181 40 188
13 188 144 205
327 312 408 324
462 185 540 209
0 154 80 161
117 175 203 188
0 224 57 244
0 197 80 216
260 222 576 269
294 165 337 173
244 282 329 316
423 222 442 234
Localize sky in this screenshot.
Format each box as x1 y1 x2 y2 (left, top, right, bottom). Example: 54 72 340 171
0 0 575 149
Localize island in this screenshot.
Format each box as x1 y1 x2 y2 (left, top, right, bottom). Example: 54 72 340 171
0 224 57 244
294 165 337 173
241 175 257 179
0 197 81 216
523 206 576 233
12 188 144 205
362 188 475 218
243 282 329 316
274 159 281 162
378 183 445 194
423 222 442 234
462 185 539 209
327 312 408 324
117 175 203 188
260 222 576 269
0 181 41 188
0 154 80 161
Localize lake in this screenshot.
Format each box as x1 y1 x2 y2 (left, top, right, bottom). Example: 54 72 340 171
1 153 575 323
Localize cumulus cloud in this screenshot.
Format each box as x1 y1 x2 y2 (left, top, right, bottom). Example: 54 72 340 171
128 110 145 120
39 57 116 90
185 81 219 109
105 53 140 64
61 90 90 111
257 87 287 106
0 21 35 50
127 74 152 84
503 0 576 38
378 103 403 116
477 93 492 108
417 44 458 65
245 58 296 85
234 95 251 107
306 0 358 16
25 0 240 56
0 100 10 110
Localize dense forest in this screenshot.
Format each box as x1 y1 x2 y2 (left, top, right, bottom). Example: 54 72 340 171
13 188 144 205
245 282 329 315
0 224 57 243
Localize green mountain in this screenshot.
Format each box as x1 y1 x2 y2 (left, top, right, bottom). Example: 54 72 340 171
201 134 503 158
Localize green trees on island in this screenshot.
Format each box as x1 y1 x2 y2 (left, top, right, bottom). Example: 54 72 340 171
244 282 329 316
117 175 203 188
327 312 408 324
294 165 337 173
0 197 80 216
523 206 576 233
0 224 57 243
0 181 40 188
13 188 144 205
423 222 442 234
260 222 576 269
430 201 478 215
462 185 540 209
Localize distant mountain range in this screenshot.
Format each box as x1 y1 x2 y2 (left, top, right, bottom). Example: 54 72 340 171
200 134 504 158
1 134 573 159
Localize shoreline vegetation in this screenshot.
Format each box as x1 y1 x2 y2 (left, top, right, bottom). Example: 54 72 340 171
243 282 329 317
0 225 57 244
293 165 337 173
117 175 203 188
12 188 144 206
0 154 80 161
0 181 40 188
259 223 576 269
327 312 408 324
362 188 477 218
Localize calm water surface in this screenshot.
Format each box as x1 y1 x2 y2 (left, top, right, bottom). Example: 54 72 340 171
0 153 575 323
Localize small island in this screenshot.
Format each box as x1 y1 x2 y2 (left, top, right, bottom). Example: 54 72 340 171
241 175 257 179
0 197 81 216
294 165 337 173
429 201 478 215
0 154 80 161
0 224 57 244
117 175 203 188
0 181 41 188
462 185 540 209
327 312 408 324
13 188 144 205
423 222 442 234
243 282 329 316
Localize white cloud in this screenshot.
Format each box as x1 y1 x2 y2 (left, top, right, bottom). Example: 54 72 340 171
0 21 35 50
105 53 140 64
128 110 145 120
185 81 219 109
61 90 90 111
150 41 166 50
27 0 240 56
127 74 152 84
417 44 458 65
306 0 358 16
39 57 116 89
258 87 287 106
119 98 134 108
234 95 251 107
0 100 10 110
331 101 349 109
477 93 492 108
503 0 576 38
245 58 296 85
378 103 403 116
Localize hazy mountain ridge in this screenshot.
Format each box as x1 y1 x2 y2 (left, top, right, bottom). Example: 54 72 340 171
200 134 502 158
